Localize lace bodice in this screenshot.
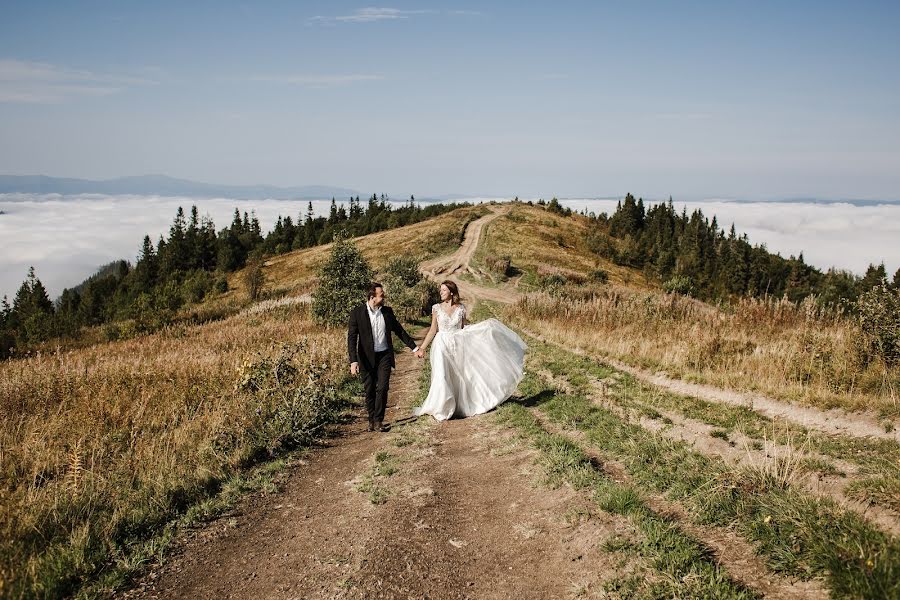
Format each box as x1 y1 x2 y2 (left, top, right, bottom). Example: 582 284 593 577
433 302 466 332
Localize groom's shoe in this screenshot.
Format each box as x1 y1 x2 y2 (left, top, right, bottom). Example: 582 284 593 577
374 419 389 432
367 419 375 432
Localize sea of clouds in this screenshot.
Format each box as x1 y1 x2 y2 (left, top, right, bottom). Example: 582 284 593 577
1 193 898 301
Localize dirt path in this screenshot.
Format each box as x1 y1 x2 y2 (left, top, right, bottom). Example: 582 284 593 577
126 317 633 599
420 206 524 307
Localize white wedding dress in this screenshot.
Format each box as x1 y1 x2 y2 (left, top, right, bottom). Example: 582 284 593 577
413 303 528 421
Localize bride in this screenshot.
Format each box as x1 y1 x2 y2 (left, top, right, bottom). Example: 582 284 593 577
413 280 527 421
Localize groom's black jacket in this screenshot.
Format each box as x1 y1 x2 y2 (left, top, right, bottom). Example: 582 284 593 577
347 303 417 371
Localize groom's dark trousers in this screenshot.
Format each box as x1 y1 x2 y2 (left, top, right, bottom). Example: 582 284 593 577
347 303 417 423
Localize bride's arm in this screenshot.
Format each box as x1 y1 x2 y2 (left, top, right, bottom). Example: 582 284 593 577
419 308 439 352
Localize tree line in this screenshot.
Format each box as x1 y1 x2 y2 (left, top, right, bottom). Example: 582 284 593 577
589 193 899 305
1 195 467 358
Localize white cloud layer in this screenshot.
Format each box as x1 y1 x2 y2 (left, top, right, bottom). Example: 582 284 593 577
1 195 897 301
0 194 411 300
0 58 156 103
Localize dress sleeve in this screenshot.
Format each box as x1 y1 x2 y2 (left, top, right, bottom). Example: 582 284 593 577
431 303 438 314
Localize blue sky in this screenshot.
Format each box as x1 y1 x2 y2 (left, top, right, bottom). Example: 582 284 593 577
1 1 899 199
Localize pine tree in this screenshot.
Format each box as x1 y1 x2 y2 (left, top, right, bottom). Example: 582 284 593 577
134 234 159 292
160 206 188 277
12 267 55 343
860 263 888 291
185 205 200 270
312 231 373 326
303 201 316 247
329 198 338 224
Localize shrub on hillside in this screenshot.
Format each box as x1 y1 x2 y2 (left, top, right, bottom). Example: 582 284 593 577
232 340 342 457
384 256 421 288
382 256 439 322
244 256 265 301
312 231 373 326
664 275 694 296
856 284 900 366
484 254 512 277
590 268 609 283
182 270 213 304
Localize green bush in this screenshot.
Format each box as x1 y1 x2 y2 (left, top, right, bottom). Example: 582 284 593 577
182 270 212 304
312 231 373 326
214 275 229 294
382 256 439 322
590 269 610 283
233 341 342 455
539 273 568 295
856 284 900 366
663 275 694 296
384 256 422 288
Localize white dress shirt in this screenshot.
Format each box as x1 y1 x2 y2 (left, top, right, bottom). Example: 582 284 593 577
366 303 389 352
363 301 418 356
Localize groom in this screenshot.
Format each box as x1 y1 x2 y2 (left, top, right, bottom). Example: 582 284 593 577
348 282 422 432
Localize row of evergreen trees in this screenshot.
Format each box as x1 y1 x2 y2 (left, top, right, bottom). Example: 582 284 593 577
592 194 900 305
1 196 467 358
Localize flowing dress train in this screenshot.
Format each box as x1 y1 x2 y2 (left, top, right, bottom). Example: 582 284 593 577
413 303 527 421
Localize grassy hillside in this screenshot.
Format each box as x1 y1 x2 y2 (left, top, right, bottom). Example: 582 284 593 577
469 202 654 288
224 204 489 299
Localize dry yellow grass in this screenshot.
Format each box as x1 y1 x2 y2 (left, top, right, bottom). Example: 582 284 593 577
505 286 899 419
471 203 654 288
0 301 346 596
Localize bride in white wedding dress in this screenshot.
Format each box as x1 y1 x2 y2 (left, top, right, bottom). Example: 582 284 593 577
413 280 527 421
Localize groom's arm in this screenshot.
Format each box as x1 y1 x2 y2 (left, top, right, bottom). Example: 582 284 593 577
347 307 360 365
387 308 418 352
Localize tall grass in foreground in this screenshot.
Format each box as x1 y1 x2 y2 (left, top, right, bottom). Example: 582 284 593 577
0 302 348 598
507 286 899 418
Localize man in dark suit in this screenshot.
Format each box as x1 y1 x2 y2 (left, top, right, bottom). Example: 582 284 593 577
348 282 423 432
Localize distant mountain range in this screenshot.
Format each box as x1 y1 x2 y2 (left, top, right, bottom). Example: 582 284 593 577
0 174 361 200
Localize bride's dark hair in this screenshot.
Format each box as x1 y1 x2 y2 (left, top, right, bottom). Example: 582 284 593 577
441 280 460 303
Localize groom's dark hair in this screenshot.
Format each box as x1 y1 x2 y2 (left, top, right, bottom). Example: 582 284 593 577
367 282 383 299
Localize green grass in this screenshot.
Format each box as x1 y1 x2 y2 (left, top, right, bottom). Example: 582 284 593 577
355 450 401 505
494 401 759 599
525 335 900 509
513 343 900 599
